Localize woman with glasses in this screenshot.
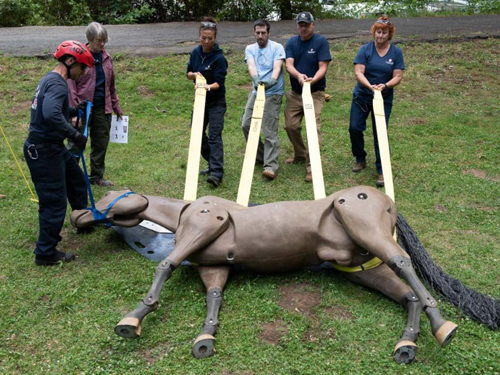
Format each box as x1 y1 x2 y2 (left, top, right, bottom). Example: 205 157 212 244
68 22 123 187
348 15 404 188
186 17 228 187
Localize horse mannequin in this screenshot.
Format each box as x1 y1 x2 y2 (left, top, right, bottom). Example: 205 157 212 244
71 187 458 364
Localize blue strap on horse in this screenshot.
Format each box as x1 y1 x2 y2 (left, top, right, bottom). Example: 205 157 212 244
75 102 136 226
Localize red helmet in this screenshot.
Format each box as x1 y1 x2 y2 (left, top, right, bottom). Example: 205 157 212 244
53 40 94 68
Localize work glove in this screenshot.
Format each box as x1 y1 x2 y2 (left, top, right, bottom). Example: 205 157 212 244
69 100 91 118
259 78 278 90
69 131 88 152
251 75 259 90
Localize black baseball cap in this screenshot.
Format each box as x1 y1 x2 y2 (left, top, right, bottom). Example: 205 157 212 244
296 11 314 24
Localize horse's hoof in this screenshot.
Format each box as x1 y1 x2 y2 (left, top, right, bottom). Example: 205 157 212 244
435 321 458 347
192 334 216 359
114 317 142 338
393 340 417 364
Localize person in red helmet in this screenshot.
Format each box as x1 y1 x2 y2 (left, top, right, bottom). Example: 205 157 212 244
24 40 94 266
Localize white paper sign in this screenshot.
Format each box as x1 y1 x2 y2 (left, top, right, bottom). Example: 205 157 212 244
110 115 129 144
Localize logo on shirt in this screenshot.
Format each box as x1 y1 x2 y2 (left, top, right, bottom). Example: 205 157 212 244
307 48 316 54
31 85 40 110
204 65 212 71
386 58 394 65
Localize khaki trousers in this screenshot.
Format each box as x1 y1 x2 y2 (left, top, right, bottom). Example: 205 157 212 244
284 90 325 166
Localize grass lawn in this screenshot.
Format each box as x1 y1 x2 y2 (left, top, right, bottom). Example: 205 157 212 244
0 36 499 375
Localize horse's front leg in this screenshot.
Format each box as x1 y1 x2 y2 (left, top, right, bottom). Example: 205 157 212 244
192 265 231 358
342 263 422 364
115 202 231 339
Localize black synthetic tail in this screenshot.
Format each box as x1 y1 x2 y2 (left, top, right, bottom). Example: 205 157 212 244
396 213 500 330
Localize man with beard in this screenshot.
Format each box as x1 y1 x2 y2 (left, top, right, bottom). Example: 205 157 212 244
241 19 286 180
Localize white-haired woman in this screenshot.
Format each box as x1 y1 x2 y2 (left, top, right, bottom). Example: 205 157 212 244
68 21 123 187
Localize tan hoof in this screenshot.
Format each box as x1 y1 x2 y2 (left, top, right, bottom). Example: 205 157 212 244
114 317 142 338
393 340 418 364
192 334 216 359
435 321 458 347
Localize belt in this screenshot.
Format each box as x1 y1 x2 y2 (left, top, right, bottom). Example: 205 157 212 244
26 135 64 146
331 257 383 273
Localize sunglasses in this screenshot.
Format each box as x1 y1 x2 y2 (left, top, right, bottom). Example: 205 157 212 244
201 21 216 29
376 20 392 26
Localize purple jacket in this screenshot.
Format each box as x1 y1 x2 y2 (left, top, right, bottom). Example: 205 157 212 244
68 49 122 116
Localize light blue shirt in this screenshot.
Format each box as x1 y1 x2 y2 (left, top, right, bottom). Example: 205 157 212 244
245 40 285 96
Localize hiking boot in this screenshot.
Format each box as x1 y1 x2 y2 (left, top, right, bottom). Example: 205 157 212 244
352 161 367 173
304 171 313 183
207 175 221 188
35 250 75 266
376 173 384 187
91 179 115 187
262 169 276 180
285 156 306 165
199 168 210 176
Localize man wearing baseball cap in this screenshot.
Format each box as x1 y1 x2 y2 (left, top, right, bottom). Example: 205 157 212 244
284 11 331 182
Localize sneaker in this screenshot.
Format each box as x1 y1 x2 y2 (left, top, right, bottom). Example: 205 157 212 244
91 179 115 187
206 175 221 187
199 168 210 176
262 169 276 180
35 250 75 266
304 172 313 183
285 157 306 165
352 161 367 173
376 173 384 187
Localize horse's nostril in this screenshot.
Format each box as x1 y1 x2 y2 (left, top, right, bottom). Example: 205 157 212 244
217 216 224 221
339 199 345 204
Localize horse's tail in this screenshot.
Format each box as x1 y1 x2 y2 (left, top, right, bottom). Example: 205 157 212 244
396 213 500 330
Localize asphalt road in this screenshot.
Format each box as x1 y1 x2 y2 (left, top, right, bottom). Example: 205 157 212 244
1 14 500 57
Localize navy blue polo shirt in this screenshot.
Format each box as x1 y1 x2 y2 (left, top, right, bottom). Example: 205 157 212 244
285 33 331 94
353 41 405 102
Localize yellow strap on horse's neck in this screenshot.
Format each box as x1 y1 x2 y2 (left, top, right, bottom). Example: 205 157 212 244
332 257 383 273
0 120 38 203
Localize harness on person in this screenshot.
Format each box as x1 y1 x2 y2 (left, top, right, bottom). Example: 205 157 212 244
76 102 135 226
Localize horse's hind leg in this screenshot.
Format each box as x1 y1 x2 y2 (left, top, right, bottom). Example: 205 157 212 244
115 203 231 339
343 263 421 364
192 266 231 358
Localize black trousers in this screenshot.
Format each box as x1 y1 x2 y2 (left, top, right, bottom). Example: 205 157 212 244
201 98 226 179
24 139 87 256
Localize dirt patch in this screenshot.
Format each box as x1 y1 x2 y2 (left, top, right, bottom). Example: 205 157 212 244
10 101 31 115
303 327 336 343
434 204 448 212
137 85 155 98
259 319 288 345
470 203 496 212
324 305 353 320
463 169 500 182
407 117 428 126
278 283 321 317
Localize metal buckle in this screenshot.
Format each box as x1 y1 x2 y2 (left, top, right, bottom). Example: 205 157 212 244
27 144 38 160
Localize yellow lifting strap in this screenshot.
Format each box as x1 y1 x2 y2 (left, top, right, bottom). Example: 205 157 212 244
373 90 397 240
302 82 326 200
236 84 265 207
331 256 383 273
0 121 38 203
183 75 208 202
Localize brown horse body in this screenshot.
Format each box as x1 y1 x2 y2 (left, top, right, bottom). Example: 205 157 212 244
71 186 458 364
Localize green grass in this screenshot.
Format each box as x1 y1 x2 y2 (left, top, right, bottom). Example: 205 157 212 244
0 37 499 375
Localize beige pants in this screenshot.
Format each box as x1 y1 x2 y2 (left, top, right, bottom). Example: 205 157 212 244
283 90 325 166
